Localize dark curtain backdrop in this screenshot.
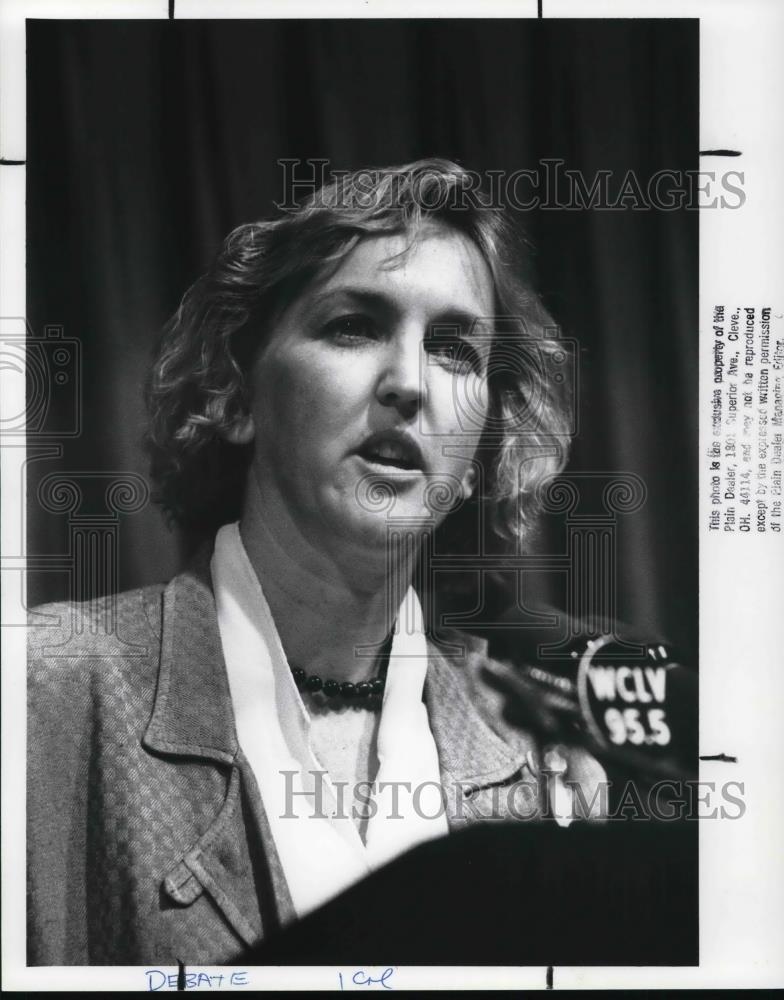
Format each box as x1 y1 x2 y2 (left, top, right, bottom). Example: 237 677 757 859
26 19 698 663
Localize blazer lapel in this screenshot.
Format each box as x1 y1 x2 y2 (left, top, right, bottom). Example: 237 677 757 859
143 564 236 763
424 638 543 828
142 562 293 948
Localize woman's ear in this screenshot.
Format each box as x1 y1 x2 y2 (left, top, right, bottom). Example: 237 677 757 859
221 413 255 445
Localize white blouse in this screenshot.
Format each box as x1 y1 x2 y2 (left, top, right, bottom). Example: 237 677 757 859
211 522 449 918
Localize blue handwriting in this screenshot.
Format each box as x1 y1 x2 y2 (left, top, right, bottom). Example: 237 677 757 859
145 969 249 991
338 968 395 990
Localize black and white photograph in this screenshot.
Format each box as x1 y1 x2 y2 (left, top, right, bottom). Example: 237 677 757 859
1 0 782 991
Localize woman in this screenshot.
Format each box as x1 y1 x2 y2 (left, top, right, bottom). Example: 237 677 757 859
27 159 606 966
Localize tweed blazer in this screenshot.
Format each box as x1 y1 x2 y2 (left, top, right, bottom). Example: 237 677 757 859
27 559 606 966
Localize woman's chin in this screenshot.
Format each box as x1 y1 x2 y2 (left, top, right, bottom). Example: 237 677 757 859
323 504 435 558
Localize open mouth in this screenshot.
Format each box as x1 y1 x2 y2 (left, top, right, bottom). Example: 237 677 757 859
357 431 425 472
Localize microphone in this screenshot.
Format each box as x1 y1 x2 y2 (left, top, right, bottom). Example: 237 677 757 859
482 611 697 783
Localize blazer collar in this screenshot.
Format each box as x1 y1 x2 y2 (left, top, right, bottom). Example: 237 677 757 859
424 639 532 789
143 553 239 764
144 557 528 791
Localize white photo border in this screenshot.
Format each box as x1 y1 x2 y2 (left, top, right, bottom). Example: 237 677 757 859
2 0 783 991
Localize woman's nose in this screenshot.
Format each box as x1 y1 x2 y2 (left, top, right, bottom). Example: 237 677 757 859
375 330 425 417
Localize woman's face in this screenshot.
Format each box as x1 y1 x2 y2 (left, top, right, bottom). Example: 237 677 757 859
243 220 494 557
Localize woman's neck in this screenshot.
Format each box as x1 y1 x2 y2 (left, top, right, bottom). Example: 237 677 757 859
238 486 415 685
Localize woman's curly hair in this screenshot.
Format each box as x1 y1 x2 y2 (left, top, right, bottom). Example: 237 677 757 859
145 158 573 547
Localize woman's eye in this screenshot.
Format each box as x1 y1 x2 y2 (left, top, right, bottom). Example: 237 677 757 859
425 337 482 375
322 315 377 342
